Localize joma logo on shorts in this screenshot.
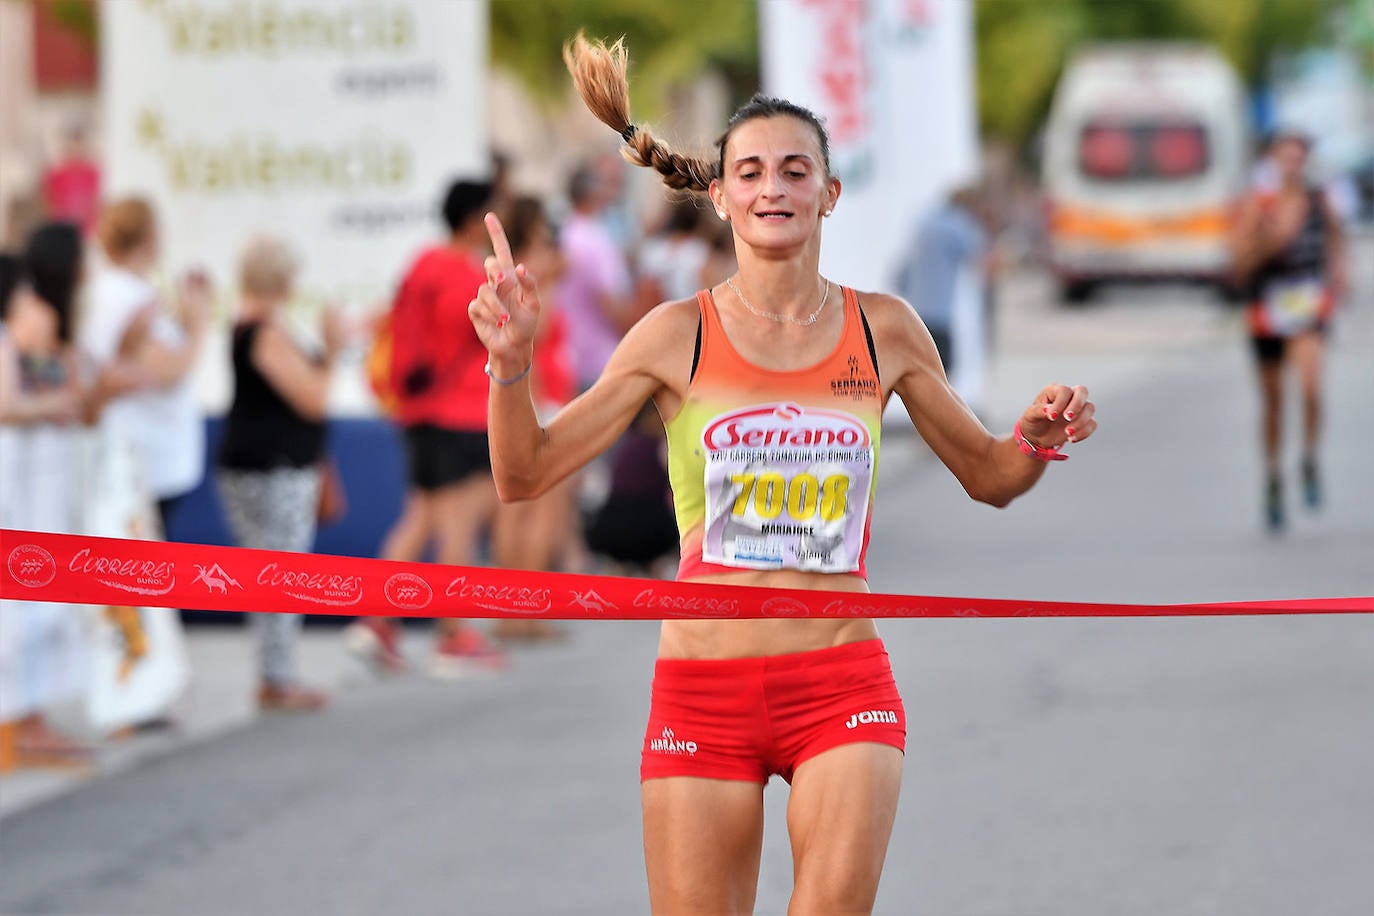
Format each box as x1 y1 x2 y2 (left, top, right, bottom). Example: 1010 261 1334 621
845 710 899 728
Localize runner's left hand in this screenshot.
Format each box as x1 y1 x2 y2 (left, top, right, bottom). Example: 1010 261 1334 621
1019 384 1095 447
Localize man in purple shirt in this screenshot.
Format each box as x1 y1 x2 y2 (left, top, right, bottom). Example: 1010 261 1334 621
559 162 632 389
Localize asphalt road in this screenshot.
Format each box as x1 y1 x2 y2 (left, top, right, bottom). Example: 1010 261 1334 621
1 257 1371 916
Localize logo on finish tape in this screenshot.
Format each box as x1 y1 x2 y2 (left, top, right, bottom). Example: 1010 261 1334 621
446 576 551 615
385 573 433 610
8 544 56 588
761 596 811 617
257 562 363 606
69 546 175 596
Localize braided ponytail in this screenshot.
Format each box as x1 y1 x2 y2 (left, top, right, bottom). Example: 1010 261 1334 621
563 32 716 194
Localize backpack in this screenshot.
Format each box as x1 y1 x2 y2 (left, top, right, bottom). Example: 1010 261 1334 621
368 272 448 415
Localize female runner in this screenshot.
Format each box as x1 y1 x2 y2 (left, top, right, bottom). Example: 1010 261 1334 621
469 35 1097 916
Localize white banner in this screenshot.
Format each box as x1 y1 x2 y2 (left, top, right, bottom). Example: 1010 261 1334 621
760 0 978 292
101 0 488 413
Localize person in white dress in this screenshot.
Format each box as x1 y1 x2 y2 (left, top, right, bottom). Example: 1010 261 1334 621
81 197 209 540
0 226 117 763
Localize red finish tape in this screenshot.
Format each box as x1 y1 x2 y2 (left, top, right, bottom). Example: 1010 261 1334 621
2 530 1370 619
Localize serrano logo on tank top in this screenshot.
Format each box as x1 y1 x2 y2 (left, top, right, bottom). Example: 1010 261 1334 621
702 403 871 451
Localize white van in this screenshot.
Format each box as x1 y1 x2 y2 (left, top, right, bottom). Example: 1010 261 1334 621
1042 43 1251 301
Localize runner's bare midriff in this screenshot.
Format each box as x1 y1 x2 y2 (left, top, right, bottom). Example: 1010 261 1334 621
659 569 878 659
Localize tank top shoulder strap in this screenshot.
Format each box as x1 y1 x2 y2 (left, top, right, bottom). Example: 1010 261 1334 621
840 284 859 311
691 288 727 382
840 286 881 382
695 288 724 335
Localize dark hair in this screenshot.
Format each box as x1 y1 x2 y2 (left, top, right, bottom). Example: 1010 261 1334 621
567 165 599 207
503 196 551 256
0 252 20 323
441 179 494 233
1268 128 1313 153
491 149 511 179
715 94 831 180
23 222 82 343
564 33 831 194
663 198 704 235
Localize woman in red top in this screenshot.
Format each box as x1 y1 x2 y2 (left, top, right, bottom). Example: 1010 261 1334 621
347 181 508 676
471 35 1097 914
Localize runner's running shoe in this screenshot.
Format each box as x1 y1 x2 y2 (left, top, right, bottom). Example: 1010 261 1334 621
344 618 407 673
1301 459 1322 510
428 627 508 679
1265 475 1285 532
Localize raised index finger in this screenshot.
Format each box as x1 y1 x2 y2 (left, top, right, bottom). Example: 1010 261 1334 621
485 212 515 274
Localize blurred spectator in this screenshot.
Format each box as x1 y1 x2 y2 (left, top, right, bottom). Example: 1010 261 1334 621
41 122 100 235
490 196 576 642
345 179 506 677
637 198 710 307
0 252 21 323
82 197 210 540
560 161 633 390
0 228 90 764
216 235 339 712
583 403 678 578
490 149 515 217
1230 130 1349 532
894 185 996 413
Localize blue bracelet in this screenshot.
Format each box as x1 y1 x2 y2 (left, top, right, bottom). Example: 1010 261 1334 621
484 360 532 386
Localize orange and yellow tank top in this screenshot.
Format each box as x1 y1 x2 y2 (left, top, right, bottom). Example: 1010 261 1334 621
666 286 883 581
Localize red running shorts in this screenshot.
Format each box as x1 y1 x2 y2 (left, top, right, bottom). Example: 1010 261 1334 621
640 639 905 784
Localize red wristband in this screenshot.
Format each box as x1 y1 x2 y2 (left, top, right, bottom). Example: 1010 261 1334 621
1014 420 1068 462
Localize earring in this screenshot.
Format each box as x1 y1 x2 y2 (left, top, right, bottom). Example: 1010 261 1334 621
718 210 728 220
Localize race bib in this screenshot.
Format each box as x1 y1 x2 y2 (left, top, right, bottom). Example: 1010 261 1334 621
1261 276 1323 337
700 403 873 573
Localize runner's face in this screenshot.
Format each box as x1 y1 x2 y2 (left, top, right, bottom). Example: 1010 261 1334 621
714 116 835 253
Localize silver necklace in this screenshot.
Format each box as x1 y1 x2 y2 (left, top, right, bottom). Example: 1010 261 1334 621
726 275 831 327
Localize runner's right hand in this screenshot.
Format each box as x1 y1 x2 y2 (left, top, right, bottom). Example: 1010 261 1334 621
470 212 540 372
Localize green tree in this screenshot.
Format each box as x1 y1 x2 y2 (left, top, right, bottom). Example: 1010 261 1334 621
489 0 759 116
46 0 98 45
1348 0 1374 75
